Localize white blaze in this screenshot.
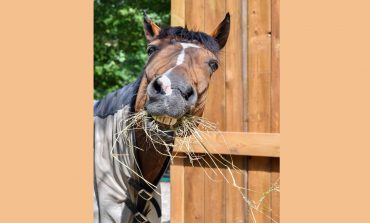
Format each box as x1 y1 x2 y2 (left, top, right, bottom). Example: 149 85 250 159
158 75 172 95
158 43 199 95
176 43 199 65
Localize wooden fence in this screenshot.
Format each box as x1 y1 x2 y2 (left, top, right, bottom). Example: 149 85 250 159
170 0 280 222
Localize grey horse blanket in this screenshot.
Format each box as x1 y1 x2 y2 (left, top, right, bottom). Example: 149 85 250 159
94 76 161 223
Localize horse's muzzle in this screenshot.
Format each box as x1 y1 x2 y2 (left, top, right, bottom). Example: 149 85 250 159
145 74 197 119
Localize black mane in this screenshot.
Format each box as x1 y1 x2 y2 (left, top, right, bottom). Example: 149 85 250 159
157 26 220 53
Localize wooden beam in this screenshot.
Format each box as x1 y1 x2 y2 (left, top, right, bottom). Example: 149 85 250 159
174 132 280 157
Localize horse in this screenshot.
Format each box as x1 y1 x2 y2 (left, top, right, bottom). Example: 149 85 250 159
94 12 230 223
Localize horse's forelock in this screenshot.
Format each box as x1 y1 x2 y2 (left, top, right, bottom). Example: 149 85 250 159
157 26 220 53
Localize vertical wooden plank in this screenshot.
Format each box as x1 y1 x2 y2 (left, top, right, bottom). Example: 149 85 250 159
247 0 273 222
171 2 186 222
271 0 280 134
225 0 246 222
204 156 226 223
271 0 280 221
226 156 245 223
203 0 226 131
185 0 205 30
226 0 244 132
247 0 272 132
170 157 185 223
204 1 227 222
247 157 272 223
242 0 249 131
183 1 206 222
271 158 280 222
184 159 205 223
171 0 185 26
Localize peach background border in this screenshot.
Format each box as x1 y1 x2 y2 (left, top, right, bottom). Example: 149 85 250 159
282 0 370 222
0 1 93 222
1 0 370 222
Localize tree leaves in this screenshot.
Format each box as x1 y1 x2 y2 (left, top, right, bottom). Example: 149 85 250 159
94 0 170 99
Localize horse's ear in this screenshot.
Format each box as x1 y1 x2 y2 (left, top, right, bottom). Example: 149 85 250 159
210 13 230 50
143 11 161 42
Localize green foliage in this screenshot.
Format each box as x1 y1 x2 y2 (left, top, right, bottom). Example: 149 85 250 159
94 0 170 99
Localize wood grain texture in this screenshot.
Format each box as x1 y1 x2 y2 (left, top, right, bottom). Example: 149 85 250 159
242 0 249 131
184 0 205 31
247 0 273 222
271 158 280 222
247 0 272 132
204 156 226 223
184 159 205 223
271 0 280 134
225 0 244 132
247 157 272 223
203 0 226 131
271 0 280 222
171 0 185 26
225 1 246 222
174 132 280 157
170 157 185 223
183 1 206 222
225 156 245 223
203 1 227 222
170 2 185 222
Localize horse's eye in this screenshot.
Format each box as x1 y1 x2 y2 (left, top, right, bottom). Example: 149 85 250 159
147 46 158 56
208 60 219 73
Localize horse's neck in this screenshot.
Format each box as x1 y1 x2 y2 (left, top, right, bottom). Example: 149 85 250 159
135 128 174 185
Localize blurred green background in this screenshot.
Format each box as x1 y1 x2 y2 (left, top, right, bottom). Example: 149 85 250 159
94 0 170 99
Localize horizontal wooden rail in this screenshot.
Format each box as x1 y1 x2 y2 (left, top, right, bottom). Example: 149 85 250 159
174 132 280 157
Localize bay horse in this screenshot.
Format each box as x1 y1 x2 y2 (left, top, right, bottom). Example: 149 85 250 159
94 12 230 223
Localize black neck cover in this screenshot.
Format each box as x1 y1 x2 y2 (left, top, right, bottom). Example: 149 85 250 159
94 73 143 118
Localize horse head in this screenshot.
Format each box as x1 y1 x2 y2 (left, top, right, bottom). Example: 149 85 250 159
135 12 230 129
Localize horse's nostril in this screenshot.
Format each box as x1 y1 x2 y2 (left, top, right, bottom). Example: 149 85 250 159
183 87 194 101
153 79 162 94
182 86 197 105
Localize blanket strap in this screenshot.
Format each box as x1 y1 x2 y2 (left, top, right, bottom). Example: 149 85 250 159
124 178 162 223
123 198 150 223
